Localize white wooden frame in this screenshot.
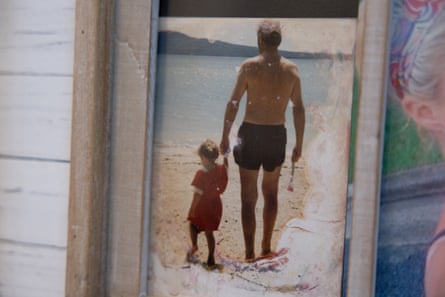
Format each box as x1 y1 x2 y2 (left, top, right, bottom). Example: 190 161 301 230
66 0 390 296
66 0 157 296
346 1 390 297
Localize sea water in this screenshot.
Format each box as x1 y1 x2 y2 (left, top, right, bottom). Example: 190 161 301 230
153 54 346 151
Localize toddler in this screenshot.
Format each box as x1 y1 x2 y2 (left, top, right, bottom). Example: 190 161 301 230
187 139 228 269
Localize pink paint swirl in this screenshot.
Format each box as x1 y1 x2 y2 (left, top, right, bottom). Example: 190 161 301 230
389 0 445 98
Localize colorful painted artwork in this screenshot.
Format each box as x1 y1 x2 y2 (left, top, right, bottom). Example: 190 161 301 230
376 1 445 296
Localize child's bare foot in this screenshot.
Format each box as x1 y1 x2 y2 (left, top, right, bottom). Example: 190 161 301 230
186 246 198 263
207 255 215 267
203 262 223 272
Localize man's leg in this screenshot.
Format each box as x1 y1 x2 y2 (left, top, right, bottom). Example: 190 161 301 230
261 166 281 256
239 167 259 260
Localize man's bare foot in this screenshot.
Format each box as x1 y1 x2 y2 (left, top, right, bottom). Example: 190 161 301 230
254 248 289 272
245 251 255 263
250 248 289 262
261 249 273 257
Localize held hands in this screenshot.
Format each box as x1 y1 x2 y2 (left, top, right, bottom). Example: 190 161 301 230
220 137 230 157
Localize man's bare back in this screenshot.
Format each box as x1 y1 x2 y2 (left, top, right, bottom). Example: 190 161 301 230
240 56 300 125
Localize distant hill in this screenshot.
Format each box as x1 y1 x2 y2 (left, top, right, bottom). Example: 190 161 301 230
157 31 351 60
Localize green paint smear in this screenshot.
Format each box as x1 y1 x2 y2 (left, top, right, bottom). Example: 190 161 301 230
381 97 443 175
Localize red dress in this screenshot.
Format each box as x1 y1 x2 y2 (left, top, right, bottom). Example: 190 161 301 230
188 164 228 231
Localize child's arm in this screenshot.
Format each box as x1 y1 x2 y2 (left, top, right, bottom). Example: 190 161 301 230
218 158 229 194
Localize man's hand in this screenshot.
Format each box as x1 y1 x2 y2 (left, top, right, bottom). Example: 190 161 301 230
292 145 302 163
220 137 230 157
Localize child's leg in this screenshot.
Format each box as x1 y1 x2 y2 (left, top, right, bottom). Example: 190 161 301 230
190 223 199 248
187 223 199 261
204 230 215 266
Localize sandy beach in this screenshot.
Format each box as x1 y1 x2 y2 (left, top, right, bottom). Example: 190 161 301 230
147 100 351 297
149 144 310 265
147 52 354 296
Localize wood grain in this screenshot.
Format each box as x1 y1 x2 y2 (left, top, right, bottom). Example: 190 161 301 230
0 1 74 296
0 159 69 246
67 0 157 295
346 0 390 296
0 241 66 297
106 0 154 296
65 0 113 296
0 2 73 160
0 158 69 297
0 76 72 160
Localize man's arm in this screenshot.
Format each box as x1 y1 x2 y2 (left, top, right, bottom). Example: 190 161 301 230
220 63 248 154
290 68 305 163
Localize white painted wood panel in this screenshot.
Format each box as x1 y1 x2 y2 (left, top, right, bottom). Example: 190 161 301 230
0 1 74 75
0 0 75 296
0 76 72 160
0 159 69 247
0 241 66 297
0 0 74 160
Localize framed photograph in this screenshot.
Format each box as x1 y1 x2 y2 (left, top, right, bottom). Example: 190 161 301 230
65 0 391 296
375 1 445 297
150 16 355 297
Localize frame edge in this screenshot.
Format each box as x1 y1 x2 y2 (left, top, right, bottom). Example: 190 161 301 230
65 0 114 296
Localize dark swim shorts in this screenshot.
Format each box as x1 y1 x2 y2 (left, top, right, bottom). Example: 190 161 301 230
233 122 287 172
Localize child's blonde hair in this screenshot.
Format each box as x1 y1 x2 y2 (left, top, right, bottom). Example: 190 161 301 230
198 139 219 161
